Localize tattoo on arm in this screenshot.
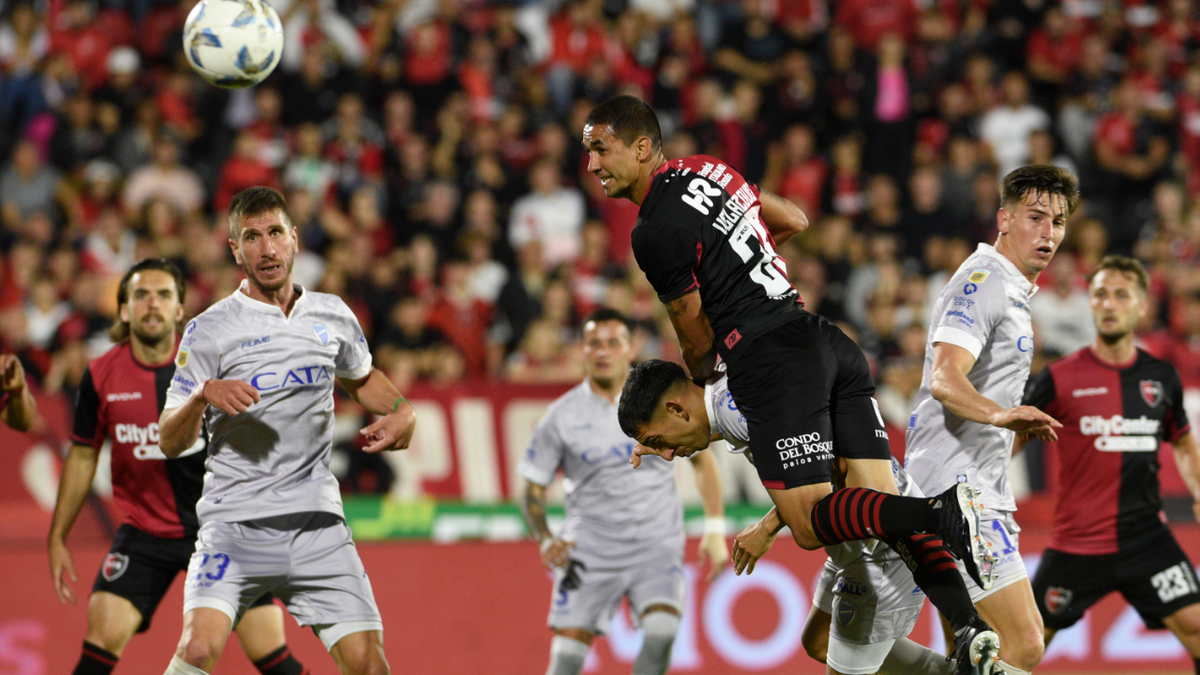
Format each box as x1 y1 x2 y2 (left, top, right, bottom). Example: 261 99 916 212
521 484 553 542
666 297 689 317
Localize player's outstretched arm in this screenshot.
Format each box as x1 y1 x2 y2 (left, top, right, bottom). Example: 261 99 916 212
47 443 101 604
339 367 416 452
689 450 729 581
1171 431 1200 521
732 506 784 576
758 189 808 246
930 342 1062 441
0 354 37 431
664 291 718 384
520 480 573 569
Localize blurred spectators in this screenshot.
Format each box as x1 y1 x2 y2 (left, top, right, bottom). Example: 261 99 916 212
6 0 1200 498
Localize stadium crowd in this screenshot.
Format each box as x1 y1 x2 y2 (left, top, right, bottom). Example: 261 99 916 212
8 0 1200 450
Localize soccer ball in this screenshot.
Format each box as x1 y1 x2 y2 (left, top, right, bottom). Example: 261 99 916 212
183 0 283 89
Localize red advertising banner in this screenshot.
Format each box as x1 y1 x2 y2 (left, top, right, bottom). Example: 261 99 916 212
2 528 1197 675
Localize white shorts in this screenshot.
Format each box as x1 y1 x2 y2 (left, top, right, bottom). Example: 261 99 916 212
184 512 383 651
813 549 926 674
957 510 1027 603
548 551 685 635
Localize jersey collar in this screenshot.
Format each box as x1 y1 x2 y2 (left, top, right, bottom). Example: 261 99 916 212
231 279 309 319
703 381 720 436
974 243 1039 298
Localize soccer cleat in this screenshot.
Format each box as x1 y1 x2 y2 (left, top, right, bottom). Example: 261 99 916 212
934 482 998 591
953 616 1002 675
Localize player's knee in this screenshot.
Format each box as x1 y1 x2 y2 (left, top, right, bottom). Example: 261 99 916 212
633 611 679 675
790 524 823 550
85 625 133 656
334 639 389 675
176 635 223 670
1004 629 1045 671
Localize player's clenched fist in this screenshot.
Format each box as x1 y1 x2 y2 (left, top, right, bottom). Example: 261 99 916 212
0 354 26 392
539 537 575 569
201 379 261 415
360 400 416 453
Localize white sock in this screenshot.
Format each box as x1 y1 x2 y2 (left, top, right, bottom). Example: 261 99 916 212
164 656 209 675
997 659 1032 675
879 637 954 675
546 635 590 675
632 611 680 675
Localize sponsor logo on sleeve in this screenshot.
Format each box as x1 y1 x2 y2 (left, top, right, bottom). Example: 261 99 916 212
968 269 990 283
176 346 189 367
964 283 977 295
1140 380 1163 407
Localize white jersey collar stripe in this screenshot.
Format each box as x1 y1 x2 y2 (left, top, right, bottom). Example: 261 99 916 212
232 279 309 318
703 381 719 436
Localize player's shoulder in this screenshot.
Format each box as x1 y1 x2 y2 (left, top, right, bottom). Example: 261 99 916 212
86 342 135 385
1133 347 1183 379
943 249 1014 301
303 289 355 314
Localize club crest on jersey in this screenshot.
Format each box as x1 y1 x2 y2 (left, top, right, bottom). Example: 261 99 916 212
836 599 856 627
1141 380 1163 407
968 269 990 283
313 323 329 346
176 347 189 367
1044 587 1072 615
102 552 129 581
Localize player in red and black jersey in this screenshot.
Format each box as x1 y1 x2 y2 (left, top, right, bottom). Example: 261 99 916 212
1022 256 1200 672
0 352 36 431
584 95 1004 675
47 259 310 675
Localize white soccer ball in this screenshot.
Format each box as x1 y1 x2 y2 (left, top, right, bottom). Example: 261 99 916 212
183 0 283 89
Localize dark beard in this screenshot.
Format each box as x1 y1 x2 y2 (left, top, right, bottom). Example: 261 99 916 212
243 258 291 293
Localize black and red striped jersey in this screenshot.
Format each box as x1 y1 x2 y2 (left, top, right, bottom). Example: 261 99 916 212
1023 347 1190 555
631 155 801 365
72 340 205 539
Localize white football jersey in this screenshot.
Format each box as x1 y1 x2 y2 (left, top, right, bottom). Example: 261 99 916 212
165 281 372 524
905 243 1037 512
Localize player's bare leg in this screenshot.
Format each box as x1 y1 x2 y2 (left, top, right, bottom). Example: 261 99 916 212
329 630 388 675
235 602 309 674
1163 604 1200 670
766 483 833 550
167 607 232 674
805 607 955 675
635 604 681 675
801 608 830 663
974 580 1044 674
547 628 594 675
82 591 141 655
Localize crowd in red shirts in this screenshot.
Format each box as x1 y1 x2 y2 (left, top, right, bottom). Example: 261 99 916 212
7 0 1200 448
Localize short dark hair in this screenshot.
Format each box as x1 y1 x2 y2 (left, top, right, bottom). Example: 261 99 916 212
581 307 634 336
1089 254 1149 295
585 96 662 153
228 186 290 238
617 359 689 438
1000 165 1081 216
108 258 186 343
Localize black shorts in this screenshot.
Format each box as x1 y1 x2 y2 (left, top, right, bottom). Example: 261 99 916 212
1032 532 1200 631
725 311 891 490
93 523 275 632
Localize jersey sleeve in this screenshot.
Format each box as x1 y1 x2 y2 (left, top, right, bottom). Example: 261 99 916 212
71 365 103 448
518 408 565 487
1022 366 1058 416
1165 367 1191 442
165 318 220 410
930 273 1007 360
631 218 702 303
334 301 373 380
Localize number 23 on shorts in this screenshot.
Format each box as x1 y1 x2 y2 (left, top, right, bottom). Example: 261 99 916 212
192 552 231 583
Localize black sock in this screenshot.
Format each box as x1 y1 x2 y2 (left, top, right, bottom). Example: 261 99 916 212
1193 656 1199 675
886 535 978 635
810 488 938 545
73 642 118 675
253 645 308 675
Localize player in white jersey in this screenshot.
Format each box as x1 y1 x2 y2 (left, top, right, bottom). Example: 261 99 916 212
156 188 417 675
904 165 1080 675
519 309 728 675
623 360 992 675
